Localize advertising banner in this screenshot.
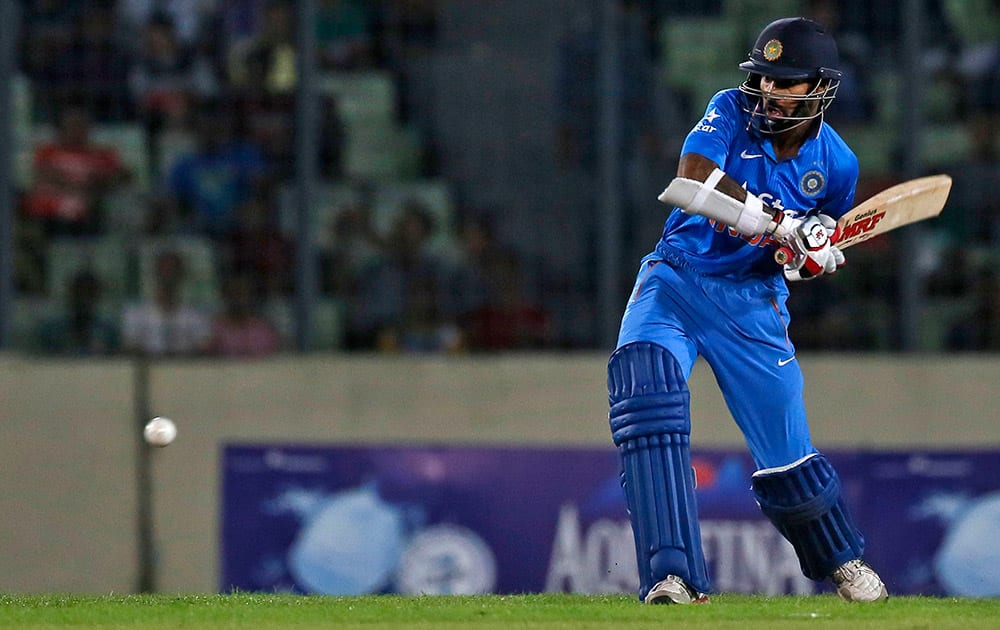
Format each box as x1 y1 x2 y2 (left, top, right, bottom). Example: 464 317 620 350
220 445 1000 597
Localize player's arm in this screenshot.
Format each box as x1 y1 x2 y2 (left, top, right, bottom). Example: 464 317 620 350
676 153 750 202
658 152 798 239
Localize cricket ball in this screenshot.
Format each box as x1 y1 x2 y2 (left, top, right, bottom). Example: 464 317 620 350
144 417 177 447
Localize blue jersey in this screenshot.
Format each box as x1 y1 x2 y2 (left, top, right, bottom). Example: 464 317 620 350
655 89 859 279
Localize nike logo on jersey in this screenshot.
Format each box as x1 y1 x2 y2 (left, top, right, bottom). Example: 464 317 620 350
777 356 795 366
740 150 764 159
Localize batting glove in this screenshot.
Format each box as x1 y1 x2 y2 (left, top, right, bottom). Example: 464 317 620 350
783 214 845 281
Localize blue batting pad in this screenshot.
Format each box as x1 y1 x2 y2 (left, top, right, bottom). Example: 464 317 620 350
751 453 865 580
608 342 710 599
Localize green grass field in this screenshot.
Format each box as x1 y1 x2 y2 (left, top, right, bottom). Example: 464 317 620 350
2 593 1000 629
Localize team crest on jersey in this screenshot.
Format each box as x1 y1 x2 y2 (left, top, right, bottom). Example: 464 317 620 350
800 170 825 196
763 39 783 61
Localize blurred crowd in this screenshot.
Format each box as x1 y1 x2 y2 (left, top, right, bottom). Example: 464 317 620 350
14 0 553 358
10 0 1000 357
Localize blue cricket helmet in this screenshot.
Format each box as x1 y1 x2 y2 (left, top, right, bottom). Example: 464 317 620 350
739 17 842 81
737 17 843 135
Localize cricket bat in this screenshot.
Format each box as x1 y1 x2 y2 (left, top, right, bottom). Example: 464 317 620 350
774 174 953 265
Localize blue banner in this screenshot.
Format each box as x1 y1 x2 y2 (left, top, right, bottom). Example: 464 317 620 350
220 445 1000 597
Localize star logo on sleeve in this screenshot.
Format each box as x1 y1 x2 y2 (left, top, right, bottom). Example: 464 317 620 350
704 108 721 123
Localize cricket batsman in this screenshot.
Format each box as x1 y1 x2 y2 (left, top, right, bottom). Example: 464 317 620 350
609 17 888 604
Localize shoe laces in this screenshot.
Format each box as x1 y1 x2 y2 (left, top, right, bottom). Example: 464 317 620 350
831 559 871 585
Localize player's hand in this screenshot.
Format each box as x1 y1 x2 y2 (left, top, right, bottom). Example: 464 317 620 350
783 214 845 281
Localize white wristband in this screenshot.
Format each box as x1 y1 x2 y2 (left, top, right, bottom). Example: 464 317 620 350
736 193 768 235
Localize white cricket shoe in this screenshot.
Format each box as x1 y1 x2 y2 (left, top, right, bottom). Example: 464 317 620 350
644 575 710 605
830 559 888 602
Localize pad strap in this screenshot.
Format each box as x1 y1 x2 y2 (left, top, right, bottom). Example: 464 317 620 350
689 167 727 212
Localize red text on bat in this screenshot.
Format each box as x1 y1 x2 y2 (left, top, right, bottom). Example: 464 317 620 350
840 211 886 240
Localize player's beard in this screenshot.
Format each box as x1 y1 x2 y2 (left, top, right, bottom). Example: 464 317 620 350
756 98 818 135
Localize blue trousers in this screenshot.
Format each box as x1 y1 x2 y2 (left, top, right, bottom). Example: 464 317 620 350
616 254 815 469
